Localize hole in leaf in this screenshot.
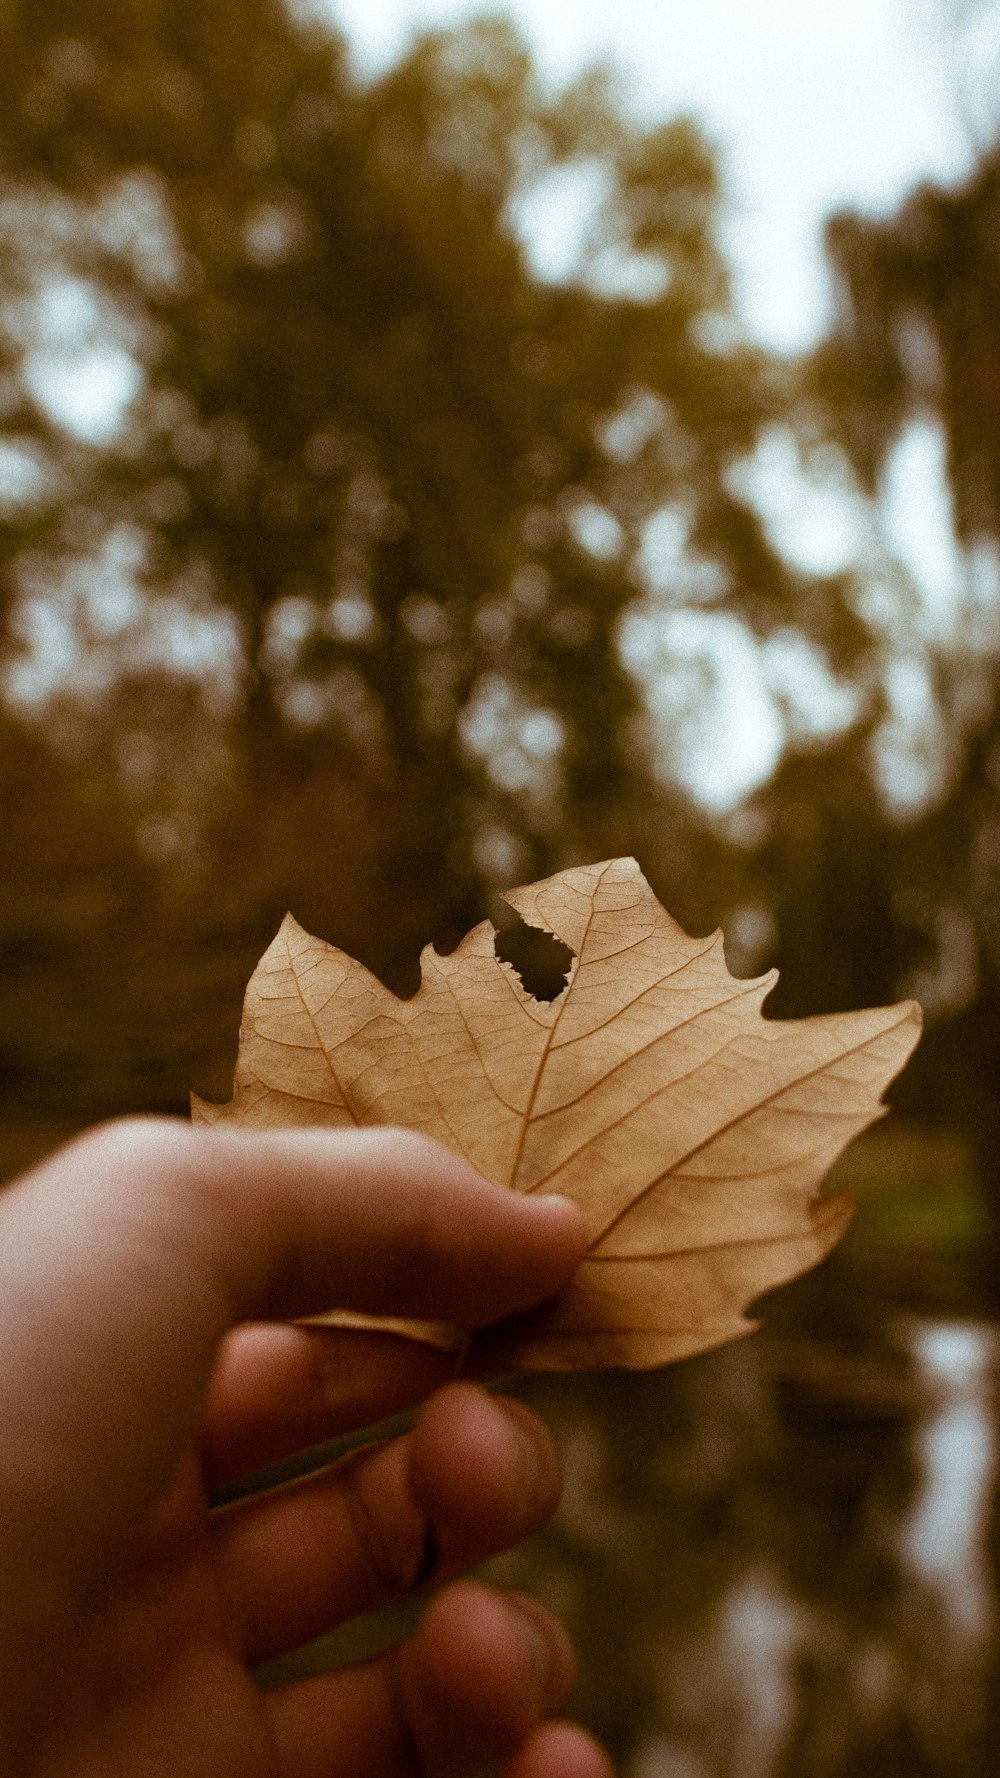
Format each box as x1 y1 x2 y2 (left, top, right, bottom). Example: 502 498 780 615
493 904 575 1002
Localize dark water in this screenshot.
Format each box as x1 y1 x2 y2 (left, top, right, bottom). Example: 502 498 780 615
255 1246 1000 1776
490 1266 1000 1778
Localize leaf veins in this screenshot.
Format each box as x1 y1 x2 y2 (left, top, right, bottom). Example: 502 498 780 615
193 858 922 1372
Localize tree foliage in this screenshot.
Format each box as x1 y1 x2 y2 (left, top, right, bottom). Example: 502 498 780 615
794 134 1000 1252
0 0 862 1127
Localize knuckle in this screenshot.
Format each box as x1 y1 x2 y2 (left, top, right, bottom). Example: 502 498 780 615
69 1114 191 1171
338 1445 434 1598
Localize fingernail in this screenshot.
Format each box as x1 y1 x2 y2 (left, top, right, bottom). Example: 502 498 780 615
510 1600 554 1700
506 1594 573 1714
528 1193 578 1214
495 1396 557 1518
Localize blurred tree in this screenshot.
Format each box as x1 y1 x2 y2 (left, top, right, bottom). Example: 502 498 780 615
806 136 1000 1268
0 0 875 1128
0 0 918 1145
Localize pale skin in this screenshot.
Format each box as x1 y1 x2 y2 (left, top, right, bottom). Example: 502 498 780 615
0 1118 614 1778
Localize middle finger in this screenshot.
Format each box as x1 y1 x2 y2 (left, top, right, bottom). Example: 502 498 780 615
209 1382 561 1665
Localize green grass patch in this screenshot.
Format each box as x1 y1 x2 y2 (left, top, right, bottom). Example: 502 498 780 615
827 1124 986 1255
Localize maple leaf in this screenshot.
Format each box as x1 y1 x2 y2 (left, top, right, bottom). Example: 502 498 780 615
193 858 921 1372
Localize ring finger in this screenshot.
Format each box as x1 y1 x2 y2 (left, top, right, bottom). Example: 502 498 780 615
265 1579 611 1778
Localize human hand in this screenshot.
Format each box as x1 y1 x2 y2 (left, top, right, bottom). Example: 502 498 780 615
0 1118 613 1778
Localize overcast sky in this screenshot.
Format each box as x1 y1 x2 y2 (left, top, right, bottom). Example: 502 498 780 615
327 0 975 353
318 0 988 811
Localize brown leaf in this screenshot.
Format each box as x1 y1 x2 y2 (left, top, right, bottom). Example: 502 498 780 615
193 858 922 1372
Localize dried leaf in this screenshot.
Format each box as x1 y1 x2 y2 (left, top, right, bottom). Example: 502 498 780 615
193 858 921 1372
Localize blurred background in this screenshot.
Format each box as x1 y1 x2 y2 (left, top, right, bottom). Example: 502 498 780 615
4 0 1000 1769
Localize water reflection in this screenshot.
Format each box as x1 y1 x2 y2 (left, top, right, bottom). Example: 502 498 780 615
665 1568 810 1778
498 1292 1000 1778
901 1322 996 1645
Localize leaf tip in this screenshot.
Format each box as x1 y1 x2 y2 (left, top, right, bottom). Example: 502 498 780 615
756 963 781 999
885 996 924 1071
812 1185 855 1247
276 910 311 944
